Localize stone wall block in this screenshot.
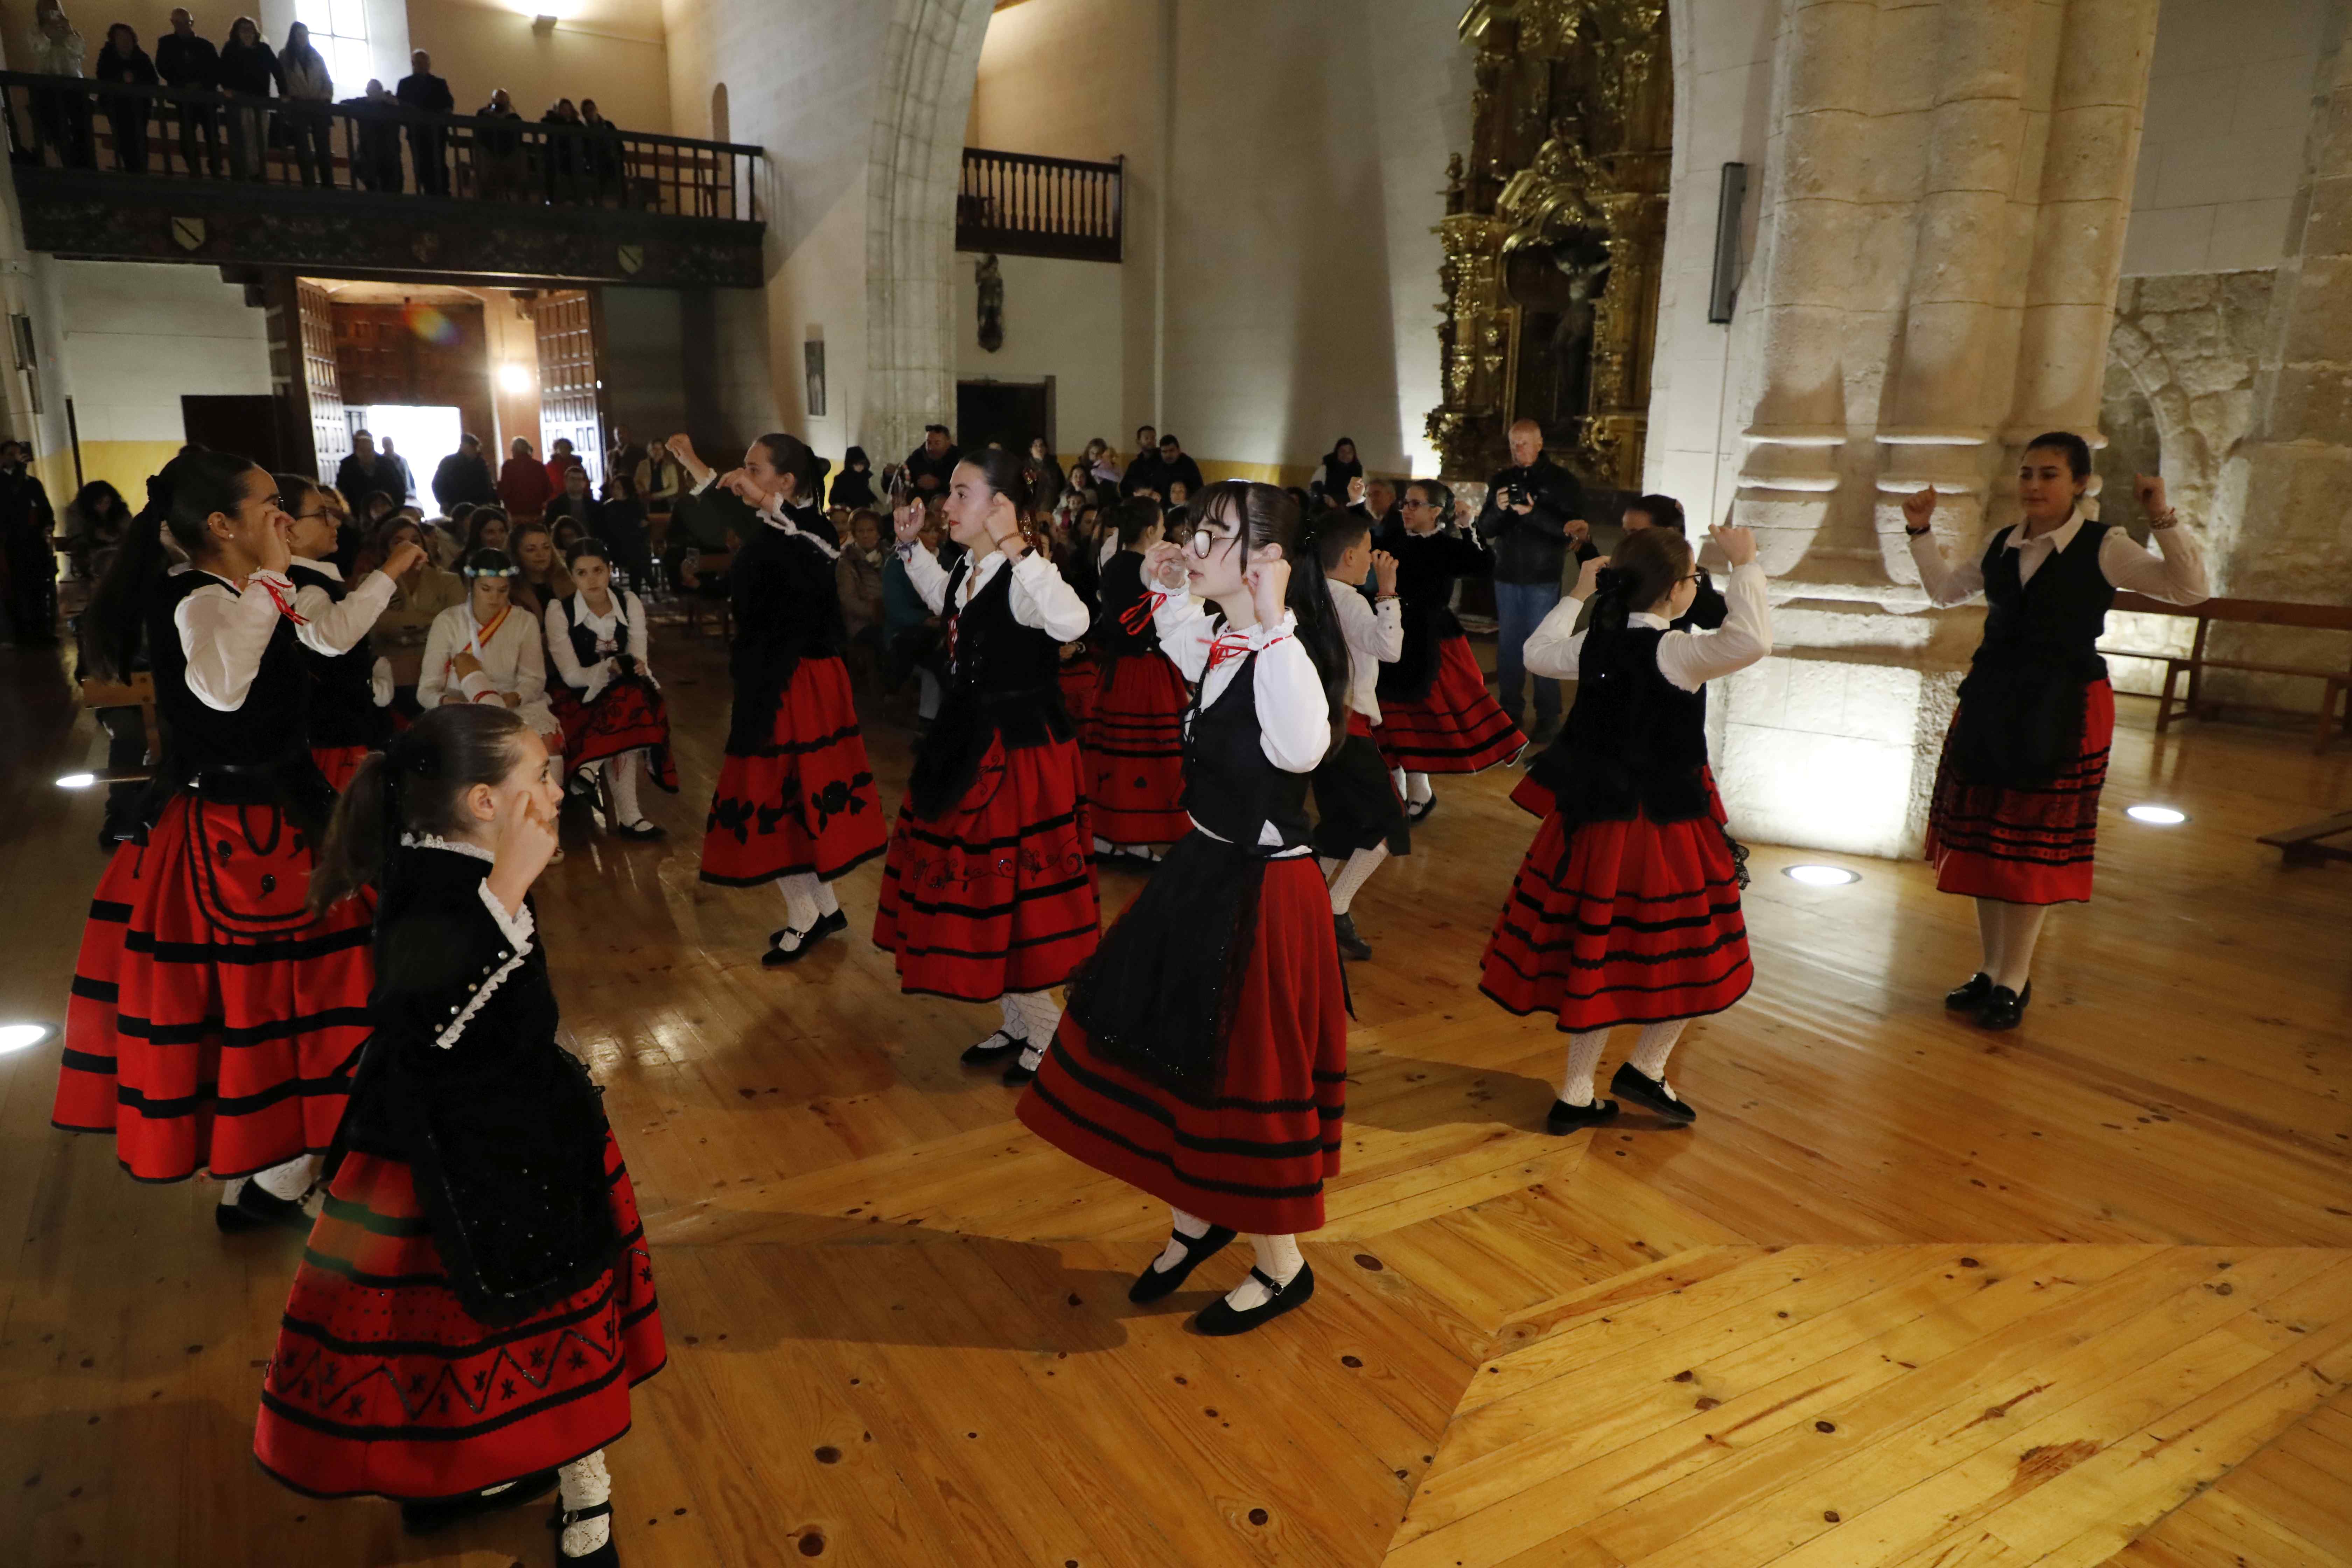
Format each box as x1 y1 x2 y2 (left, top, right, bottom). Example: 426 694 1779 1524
1932 4 2036 108
2014 301 2125 427
1911 191 2019 304
2294 173 2352 261
2051 0 2163 108
2038 105 2143 203
1770 198 1881 309
2028 201 2137 304
1891 302 2000 421
2176 352 2251 398
2133 272 2218 313
2186 387 2254 437
2280 254 2352 364
2265 361 2352 441
2306 89 2352 186
1781 109 1876 200
1924 98 2030 195
1786 1 1881 113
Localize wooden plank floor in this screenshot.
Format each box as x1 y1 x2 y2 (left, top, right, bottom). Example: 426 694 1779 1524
1 634 2347 1568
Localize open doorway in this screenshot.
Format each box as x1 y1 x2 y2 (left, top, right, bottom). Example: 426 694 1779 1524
351 405 462 498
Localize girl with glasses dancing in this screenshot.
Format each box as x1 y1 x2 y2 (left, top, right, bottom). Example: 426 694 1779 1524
1019 481 1353 1335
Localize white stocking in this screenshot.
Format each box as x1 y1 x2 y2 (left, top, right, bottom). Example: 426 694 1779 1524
251 1151 320 1201
775 872 822 936
556 1449 612 1558
1405 772 1433 805
1007 990 1063 1070
1975 897 2005 980
1627 1018 1689 1098
814 879 840 918
1150 1205 1214 1273
1560 1028 1610 1107
1993 903 2047 992
1223 1233 1303 1311
607 749 644 825
1327 845 1387 916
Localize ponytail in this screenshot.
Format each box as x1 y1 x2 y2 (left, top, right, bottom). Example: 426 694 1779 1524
1284 544 1351 764
1592 526 1694 634
308 704 535 914
309 750 391 915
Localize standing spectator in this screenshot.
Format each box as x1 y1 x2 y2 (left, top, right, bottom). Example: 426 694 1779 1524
333 429 401 507
276 20 331 186
634 440 684 527
901 423 959 496
25 3 93 170
544 435 584 495
378 435 417 500
1118 425 1160 496
827 445 876 510
539 96 582 203
156 9 221 175
605 424 645 500
1152 433 1204 498
92 23 158 174
394 49 452 196
499 436 556 517
340 78 400 190
431 433 496 511
1025 435 1065 516
580 97 623 203
544 463 606 533
472 87 526 201
1473 416 1591 743
0 440 60 644
216 15 280 180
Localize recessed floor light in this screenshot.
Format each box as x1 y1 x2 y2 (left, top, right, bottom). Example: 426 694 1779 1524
2126 804 2188 825
0 1023 52 1054
54 772 96 789
1783 864 1860 887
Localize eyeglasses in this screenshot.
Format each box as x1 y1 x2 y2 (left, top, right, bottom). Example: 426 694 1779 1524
1181 520 1238 558
292 508 334 523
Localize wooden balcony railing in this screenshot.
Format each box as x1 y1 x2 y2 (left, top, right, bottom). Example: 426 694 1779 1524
956 146 1122 264
0 72 765 287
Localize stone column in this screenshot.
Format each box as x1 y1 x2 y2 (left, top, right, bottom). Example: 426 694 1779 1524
1714 0 2158 859
2229 1 2352 701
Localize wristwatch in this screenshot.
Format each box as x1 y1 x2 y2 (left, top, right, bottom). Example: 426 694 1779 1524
1905 524 1932 537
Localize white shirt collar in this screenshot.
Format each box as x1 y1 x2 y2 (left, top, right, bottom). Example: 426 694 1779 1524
572 592 624 631
1628 611 1671 629
294 556 344 582
401 832 496 864
2007 507 2085 553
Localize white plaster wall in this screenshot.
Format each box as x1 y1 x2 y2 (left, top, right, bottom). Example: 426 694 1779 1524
52 259 272 446
1643 0 1778 518
2122 0 2329 275
953 253 1123 451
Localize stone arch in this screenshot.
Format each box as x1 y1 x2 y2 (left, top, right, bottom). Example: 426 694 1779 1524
2104 317 2214 516
864 0 995 467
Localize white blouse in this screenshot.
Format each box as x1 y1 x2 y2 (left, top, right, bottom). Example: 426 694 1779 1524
1151 594 1330 854
898 543 1091 643
418 600 555 733
1909 508 2209 607
1326 578 1403 726
172 563 395 712
1524 560 1774 692
290 557 398 707
546 590 652 702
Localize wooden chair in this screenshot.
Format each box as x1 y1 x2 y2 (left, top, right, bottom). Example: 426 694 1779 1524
677 553 734 640
2100 592 2352 753
78 672 158 784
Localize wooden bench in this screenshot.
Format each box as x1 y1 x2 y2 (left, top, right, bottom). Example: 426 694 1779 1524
673 552 734 640
2098 592 2352 753
2259 811 2352 868
78 672 158 784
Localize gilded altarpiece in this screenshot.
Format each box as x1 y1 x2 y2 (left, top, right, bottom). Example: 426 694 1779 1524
1428 0 1670 493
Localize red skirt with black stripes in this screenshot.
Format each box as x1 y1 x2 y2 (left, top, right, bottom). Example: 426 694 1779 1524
1017 856 1349 1235
252 1131 665 1503
550 676 680 789
872 733 1101 1003
1058 650 1100 733
310 745 373 794
1085 651 1193 846
1924 680 2113 905
52 792 375 1182
1377 634 1527 774
700 656 886 887
1480 783 1753 1032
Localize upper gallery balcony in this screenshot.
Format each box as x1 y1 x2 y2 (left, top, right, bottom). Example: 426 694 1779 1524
0 72 765 289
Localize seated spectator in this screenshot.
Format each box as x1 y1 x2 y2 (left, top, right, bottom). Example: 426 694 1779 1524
829 445 876 509
60 478 128 581
837 508 886 653
1026 436 1065 515
1085 436 1120 486
356 489 400 532
544 436 584 496
465 505 512 556
902 423 959 496
364 516 465 653
544 462 604 532
499 435 556 517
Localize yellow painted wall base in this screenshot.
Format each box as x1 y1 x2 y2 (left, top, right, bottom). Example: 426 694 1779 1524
50 441 188 508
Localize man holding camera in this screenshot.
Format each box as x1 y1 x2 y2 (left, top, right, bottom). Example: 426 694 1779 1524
1474 418 1593 743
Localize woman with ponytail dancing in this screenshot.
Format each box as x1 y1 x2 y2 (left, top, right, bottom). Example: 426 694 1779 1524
1019 481 1352 1336
1480 524 1771 1132
253 706 663 1568
54 454 420 1230
673 432 887 963
876 448 1099 1085
282 474 402 791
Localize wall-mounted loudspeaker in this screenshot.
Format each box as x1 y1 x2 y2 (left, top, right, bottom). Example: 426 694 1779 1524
1709 163 1748 325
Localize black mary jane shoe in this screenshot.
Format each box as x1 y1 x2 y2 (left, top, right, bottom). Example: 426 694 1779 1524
549 1500 618 1567
812 908 848 938
1001 1044 1045 1088
1405 797 1436 825
1609 1062 1698 1126
613 820 666 842
762 922 831 967
1945 972 1994 1010
1192 1264 1316 1337
1332 913 1372 962
1545 1098 1619 1136
1975 982 2031 1031
961 1028 1026 1066
1128 1224 1239 1303
401 1469 558 1536
214 1180 314 1234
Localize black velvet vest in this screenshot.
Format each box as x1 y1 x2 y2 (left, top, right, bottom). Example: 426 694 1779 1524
905 555 1073 819
1088 550 1163 657
566 593 632 671
1181 651 1312 854
1949 520 2116 788
148 570 315 792
1526 624 1710 824
287 562 388 750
